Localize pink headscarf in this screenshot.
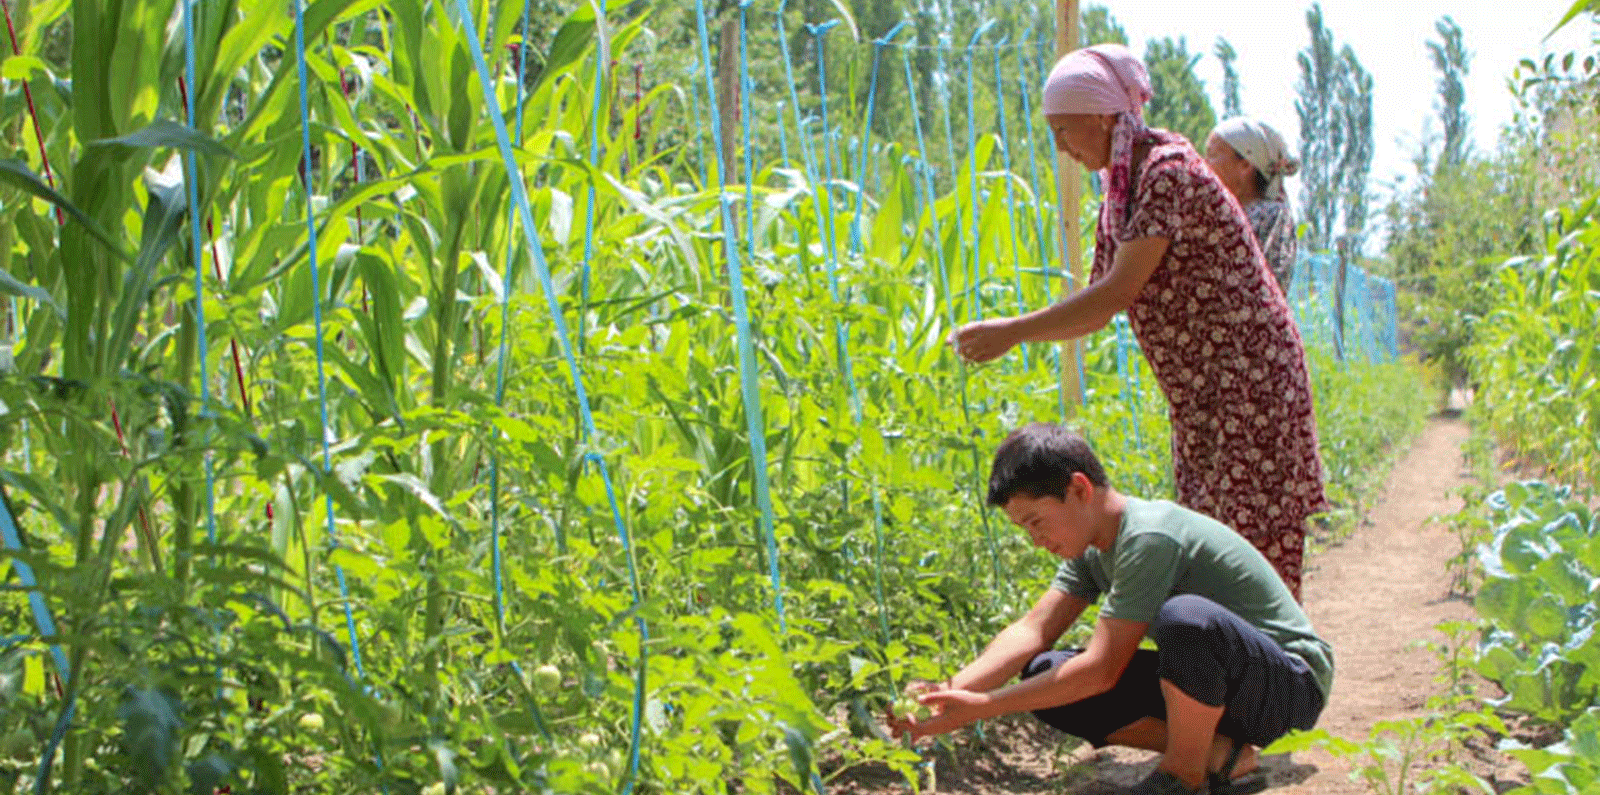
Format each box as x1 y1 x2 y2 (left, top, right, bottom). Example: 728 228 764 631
1041 44 1151 117
1041 44 1155 240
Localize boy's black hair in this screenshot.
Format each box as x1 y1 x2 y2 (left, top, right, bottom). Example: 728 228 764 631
986 423 1110 507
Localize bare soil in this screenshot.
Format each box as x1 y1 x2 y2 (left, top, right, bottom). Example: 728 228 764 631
827 414 1524 794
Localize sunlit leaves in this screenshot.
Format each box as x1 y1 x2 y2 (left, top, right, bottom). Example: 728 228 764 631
1474 481 1600 726
1468 193 1600 487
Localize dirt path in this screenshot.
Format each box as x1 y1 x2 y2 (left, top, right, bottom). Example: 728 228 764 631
833 415 1485 794
1269 414 1478 793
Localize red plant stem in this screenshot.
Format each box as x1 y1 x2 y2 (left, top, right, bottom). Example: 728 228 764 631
634 64 643 142
338 66 368 313
1 0 63 226
177 76 272 522
2 0 158 561
178 76 254 419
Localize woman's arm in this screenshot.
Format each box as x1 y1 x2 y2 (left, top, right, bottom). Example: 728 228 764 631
1013 236 1170 341
950 235 1170 363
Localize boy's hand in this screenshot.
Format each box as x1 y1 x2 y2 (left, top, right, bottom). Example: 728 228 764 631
887 683 996 741
904 688 992 739
885 679 945 738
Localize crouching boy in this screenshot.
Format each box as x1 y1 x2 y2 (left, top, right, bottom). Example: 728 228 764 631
893 423 1332 795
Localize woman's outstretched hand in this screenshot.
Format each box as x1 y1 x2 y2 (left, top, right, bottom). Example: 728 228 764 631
948 318 1021 363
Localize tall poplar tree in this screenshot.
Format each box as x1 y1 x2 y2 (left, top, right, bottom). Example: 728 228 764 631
1295 4 1373 255
1335 46 1374 257
1216 37 1242 118
1427 16 1471 171
1145 37 1216 147
1080 4 1128 46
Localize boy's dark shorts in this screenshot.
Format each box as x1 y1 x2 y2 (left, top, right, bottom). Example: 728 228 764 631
1022 595 1326 749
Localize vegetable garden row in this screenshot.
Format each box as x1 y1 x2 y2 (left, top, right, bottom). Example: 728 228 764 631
1454 191 1600 795
0 1 1423 793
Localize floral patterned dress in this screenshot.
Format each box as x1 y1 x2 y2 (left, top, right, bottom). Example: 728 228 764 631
1244 199 1298 296
1091 129 1329 599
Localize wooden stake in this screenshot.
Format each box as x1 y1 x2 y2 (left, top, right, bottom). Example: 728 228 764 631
716 17 740 191
1055 0 1083 412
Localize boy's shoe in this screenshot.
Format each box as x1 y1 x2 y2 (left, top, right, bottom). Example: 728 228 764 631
1126 770 1200 795
1208 741 1268 795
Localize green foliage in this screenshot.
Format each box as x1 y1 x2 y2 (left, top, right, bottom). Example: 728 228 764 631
1080 4 1128 47
1508 48 1600 213
1501 707 1600 795
1396 15 1600 795
1295 3 1374 254
1278 710 1502 795
1215 38 1241 119
1333 713 1501 795
1305 350 1429 537
1456 480 1600 795
1143 37 1216 148
1384 157 1540 395
1472 482 1600 725
1334 48 1374 256
1295 3 1341 252
1376 15 1476 399
1441 482 1497 597
0 1 1425 793
1386 15 1597 403
1467 193 1600 486
1267 618 1503 795
1553 0 1600 33
1427 16 1471 172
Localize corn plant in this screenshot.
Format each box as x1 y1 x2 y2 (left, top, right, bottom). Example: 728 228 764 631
1468 191 1600 489
0 1 1423 792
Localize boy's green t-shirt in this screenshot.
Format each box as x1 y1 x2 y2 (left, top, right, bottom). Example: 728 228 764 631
1051 497 1334 699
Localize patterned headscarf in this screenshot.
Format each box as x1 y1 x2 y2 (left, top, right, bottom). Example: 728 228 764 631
1041 44 1154 240
1213 117 1298 200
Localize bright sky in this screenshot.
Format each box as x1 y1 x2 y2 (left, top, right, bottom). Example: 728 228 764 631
1103 0 1596 208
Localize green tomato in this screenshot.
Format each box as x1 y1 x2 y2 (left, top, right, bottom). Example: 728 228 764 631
578 731 603 750
532 663 562 695
893 696 932 721
297 712 325 732
2 727 33 761
377 701 404 730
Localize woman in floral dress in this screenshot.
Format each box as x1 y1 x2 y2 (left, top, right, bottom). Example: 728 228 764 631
950 44 1326 600
1204 117 1300 295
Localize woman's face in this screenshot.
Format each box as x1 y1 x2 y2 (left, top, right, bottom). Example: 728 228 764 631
1203 133 1253 200
1046 113 1116 171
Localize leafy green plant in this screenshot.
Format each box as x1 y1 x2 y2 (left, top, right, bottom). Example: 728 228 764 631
1307 351 1431 541
1269 614 1505 795
1337 714 1501 795
1437 483 1495 597
1501 707 1600 795
1413 619 1486 705
1467 192 1600 488
1473 481 1600 725
1270 707 1504 795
